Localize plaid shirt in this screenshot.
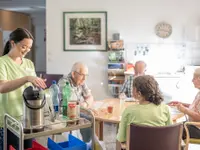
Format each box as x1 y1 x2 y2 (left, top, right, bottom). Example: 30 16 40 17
120 75 134 97
63 73 91 103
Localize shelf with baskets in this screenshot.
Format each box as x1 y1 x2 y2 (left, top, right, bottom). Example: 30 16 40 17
108 40 125 97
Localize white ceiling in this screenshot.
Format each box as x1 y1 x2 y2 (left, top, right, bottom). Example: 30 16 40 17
0 0 45 14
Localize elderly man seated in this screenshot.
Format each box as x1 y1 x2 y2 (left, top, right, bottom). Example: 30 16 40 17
62 62 93 108
169 68 200 140
120 60 146 98
60 62 94 142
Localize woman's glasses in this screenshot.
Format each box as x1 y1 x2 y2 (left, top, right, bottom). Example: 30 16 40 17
17 42 31 52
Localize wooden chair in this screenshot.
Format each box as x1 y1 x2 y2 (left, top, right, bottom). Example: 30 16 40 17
184 122 200 150
122 123 183 150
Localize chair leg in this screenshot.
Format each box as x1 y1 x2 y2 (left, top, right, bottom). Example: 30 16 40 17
116 140 126 150
181 145 186 150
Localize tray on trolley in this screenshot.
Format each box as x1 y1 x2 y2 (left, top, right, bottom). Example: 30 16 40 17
5 115 92 140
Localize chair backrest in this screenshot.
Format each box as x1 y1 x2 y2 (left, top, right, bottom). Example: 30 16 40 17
36 72 63 88
126 123 183 150
43 74 63 88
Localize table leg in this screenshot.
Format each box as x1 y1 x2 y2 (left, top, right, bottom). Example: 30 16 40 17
116 140 122 150
52 134 56 141
95 121 104 141
95 121 99 138
99 121 104 141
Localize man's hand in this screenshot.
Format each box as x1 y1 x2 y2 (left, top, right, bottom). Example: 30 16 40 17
119 93 127 99
88 108 99 115
80 101 89 108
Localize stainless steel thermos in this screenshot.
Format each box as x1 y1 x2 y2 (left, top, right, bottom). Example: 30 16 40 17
23 86 46 133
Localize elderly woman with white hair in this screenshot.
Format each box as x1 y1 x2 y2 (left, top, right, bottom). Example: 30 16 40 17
169 68 200 139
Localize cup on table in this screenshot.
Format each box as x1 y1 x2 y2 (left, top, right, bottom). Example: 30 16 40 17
107 106 113 114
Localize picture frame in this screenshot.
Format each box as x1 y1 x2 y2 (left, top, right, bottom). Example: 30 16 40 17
63 11 107 51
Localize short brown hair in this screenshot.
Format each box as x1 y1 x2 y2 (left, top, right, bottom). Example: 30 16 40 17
133 75 163 105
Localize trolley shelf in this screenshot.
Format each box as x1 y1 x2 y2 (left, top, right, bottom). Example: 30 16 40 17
4 108 95 150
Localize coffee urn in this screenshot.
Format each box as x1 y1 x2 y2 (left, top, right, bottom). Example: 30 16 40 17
23 86 46 133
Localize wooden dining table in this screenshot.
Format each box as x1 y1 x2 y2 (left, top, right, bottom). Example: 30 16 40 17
93 98 184 141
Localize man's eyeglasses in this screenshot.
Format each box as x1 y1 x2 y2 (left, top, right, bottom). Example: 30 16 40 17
75 71 89 78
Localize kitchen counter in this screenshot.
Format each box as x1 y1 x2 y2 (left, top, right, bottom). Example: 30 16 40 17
154 73 184 78
124 71 184 78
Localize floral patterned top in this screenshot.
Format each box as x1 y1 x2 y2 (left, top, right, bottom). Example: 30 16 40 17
189 91 200 121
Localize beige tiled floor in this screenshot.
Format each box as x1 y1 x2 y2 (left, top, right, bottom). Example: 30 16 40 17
188 144 200 150
103 123 117 150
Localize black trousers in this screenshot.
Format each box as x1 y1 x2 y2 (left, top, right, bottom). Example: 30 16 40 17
182 124 200 140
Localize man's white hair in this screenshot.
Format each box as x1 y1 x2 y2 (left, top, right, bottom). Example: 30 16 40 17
71 62 88 72
135 60 147 68
194 68 200 76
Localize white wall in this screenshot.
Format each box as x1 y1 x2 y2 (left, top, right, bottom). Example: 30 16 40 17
46 0 200 100
31 12 46 72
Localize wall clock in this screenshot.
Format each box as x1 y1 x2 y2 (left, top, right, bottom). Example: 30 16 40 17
155 22 172 38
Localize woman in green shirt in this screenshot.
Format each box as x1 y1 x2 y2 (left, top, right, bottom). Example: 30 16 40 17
117 75 172 144
0 28 46 150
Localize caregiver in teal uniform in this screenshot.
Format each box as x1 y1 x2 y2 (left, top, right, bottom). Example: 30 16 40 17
0 28 47 150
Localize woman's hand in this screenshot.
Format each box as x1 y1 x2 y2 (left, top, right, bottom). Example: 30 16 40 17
27 76 47 89
168 101 180 106
176 103 187 113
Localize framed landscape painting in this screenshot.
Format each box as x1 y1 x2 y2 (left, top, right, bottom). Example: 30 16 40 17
63 11 107 51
